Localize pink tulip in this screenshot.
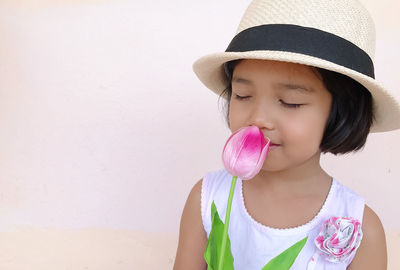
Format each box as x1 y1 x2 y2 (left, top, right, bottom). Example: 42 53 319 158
214 126 270 270
222 125 271 180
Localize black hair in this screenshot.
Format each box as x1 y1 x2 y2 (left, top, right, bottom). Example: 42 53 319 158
218 59 375 155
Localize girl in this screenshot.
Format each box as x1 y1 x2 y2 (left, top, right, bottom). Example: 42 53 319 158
174 0 400 269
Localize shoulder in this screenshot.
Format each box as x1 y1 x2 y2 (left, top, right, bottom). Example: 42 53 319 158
179 178 205 235
180 178 205 233
187 178 203 204
347 204 387 269
173 179 207 270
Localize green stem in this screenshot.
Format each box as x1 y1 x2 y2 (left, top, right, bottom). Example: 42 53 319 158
218 176 237 270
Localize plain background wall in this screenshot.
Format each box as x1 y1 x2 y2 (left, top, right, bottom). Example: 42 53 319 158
0 0 399 269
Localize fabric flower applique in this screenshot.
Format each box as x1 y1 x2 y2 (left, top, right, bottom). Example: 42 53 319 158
307 216 363 270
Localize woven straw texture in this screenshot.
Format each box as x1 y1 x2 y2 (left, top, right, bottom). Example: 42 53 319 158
236 0 376 57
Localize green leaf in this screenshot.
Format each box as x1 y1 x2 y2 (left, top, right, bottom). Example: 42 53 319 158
261 236 308 270
204 201 234 270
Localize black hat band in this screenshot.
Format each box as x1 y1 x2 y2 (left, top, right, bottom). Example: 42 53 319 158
225 24 375 79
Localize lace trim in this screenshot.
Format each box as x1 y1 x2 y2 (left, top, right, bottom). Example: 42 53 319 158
200 174 208 232
237 177 337 236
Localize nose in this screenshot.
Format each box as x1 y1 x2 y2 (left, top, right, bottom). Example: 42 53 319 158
248 101 275 130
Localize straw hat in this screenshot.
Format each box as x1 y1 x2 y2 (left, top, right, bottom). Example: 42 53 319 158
193 0 400 133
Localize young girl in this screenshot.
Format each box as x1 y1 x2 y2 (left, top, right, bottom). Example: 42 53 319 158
174 0 400 269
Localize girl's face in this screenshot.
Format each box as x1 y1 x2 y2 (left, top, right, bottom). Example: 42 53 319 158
229 59 332 172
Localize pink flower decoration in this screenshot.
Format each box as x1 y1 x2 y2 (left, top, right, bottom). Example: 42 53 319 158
314 216 363 263
222 125 270 180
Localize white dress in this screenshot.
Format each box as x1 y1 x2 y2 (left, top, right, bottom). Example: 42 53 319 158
201 168 365 270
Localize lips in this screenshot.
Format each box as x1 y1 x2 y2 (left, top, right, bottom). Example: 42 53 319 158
262 133 280 148
269 142 281 149
262 134 279 146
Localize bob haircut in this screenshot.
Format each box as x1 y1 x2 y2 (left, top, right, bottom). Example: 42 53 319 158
219 59 375 155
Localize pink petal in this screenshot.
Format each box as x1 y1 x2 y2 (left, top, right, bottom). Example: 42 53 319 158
222 126 270 180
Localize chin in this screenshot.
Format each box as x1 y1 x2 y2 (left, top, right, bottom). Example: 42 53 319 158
261 155 318 173
260 163 289 173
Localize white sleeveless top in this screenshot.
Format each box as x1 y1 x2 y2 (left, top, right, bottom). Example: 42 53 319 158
201 169 365 270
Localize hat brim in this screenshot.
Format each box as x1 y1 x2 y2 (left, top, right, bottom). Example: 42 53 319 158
193 50 400 133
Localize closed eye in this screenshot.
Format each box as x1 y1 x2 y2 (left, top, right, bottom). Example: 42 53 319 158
233 95 302 108
279 99 302 108
233 94 250 100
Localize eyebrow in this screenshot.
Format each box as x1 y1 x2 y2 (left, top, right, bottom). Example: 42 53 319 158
276 83 315 93
232 77 314 93
232 77 253 85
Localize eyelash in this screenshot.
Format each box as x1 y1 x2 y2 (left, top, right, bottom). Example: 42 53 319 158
233 94 250 101
280 100 302 108
233 94 302 108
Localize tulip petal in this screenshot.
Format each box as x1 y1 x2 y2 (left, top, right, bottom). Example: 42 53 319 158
222 127 250 176
242 137 270 180
222 126 270 180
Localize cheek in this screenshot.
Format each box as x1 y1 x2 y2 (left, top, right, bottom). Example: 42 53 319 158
228 101 246 131
280 109 329 148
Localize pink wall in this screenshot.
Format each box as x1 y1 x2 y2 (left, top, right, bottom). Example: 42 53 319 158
0 0 399 268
